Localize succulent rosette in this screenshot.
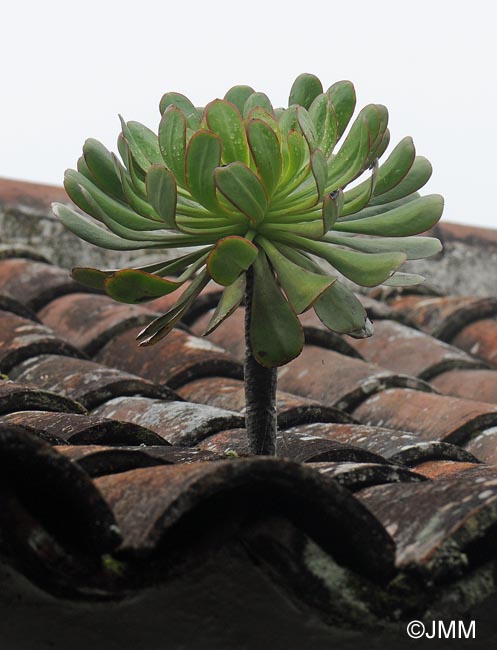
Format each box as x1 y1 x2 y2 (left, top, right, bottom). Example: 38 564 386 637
53 73 443 368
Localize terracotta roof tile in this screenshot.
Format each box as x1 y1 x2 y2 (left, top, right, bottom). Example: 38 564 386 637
353 388 497 446
0 310 83 373
95 326 243 389
176 376 355 428
93 397 244 446
358 466 497 578
277 347 431 410
39 293 158 355
451 318 497 367
0 258 89 311
347 319 483 380
9 354 175 409
0 410 167 446
431 368 497 403
310 461 426 491
0 379 86 415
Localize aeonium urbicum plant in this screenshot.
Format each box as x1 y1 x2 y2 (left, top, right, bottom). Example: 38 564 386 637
52 72 444 456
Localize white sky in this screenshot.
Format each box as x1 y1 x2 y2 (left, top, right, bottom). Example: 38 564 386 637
2 0 496 228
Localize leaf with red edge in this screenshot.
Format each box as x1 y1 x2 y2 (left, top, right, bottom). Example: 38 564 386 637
105 269 182 304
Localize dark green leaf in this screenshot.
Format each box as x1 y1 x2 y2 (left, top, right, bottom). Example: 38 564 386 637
207 236 258 286
289 73 323 110
158 106 187 186
145 165 177 229
246 119 282 196
250 252 304 367
314 280 368 334
334 194 444 236
224 85 256 113
259 238 335 313
71 267 108 290
83 139 125 201
159 92 201 129
104 269 182 304
203 274 246 334
326 81 356 139
205 99 250 165
215 162 268 224
185 130 223 213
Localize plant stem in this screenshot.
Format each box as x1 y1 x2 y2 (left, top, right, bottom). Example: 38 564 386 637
244 267 278 456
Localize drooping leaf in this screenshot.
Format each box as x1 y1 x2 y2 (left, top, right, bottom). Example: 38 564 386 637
52 203 159 250
137 270 210 345
224 85 256 113
314 281 369 334
322 190 343 234
250 252 304 367
246 119 282 196
259 238 335 313
83 139 125 201
64 170 164 231
145 165 177 229
104 269 182 304
203 274 246 335
383 272 425 287
158 106 187 186
326 80 356 139
214 162 268 224
71 267 109 290
207 236 258 286
204 99 250 165
159 92 201 129
333 194 444 237
325 234 442 260
289 73 323 110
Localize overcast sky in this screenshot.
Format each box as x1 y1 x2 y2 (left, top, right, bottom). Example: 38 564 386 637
2 0 496 228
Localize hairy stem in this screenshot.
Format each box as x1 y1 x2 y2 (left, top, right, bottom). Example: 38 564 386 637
244 267 278 455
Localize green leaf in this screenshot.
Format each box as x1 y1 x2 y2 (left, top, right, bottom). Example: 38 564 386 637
104 269 182 304
114 158 162 221
203 274 246 335
224 85 256 113
341 192 420 221
333 194 444 237
52 202 159 250
250 252 304 367
341 161 378 216
346 136 415 199
71 267 109 290
322 190 343 234
243 92 274 118
207 236 258 286
383 272 425 287
158 106 187 187
205 99 250 165
259 238 335 313
369 156 432 205
325 234 442 260
314 280 368 334
288 73 323 110
279 130 307 187
145 165 177 229
119 117 161 173
284 235 407 286
309 94 338 157
137 270 210 345
64 170 164 231
327 115 370 190
246 119 282 196
310 149 327 201
83 139 125 201
215 162 268 224
185 130 223 213
326 81 356 139
159 92 201 129
296 106 318 150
